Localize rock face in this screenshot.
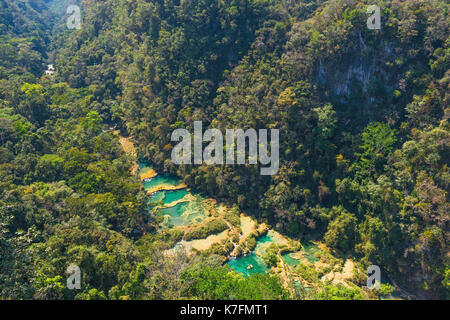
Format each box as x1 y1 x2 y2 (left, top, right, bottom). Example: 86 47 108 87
145 183 187 195
321 259 355 288
140 169 158 180
314 39 397 107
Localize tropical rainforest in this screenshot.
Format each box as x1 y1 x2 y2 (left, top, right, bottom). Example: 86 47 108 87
0 0 448 300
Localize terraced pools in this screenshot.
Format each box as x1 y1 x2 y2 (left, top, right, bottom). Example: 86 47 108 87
226 233 277 276
301 242 320 263
163 189 189 204
140 163 207 228
281 252 301 266
139 163 317 276
228 237 321 274
160 201 207 228
149 189 189 205
144 174 182 191
227 253 269 276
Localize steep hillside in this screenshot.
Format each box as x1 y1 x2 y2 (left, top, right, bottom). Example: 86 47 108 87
54 0 449 298
0 0 53 76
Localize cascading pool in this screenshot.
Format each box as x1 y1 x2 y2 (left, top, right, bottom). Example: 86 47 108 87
226 233 276 276
139 163 207 228
163 189 189 204
227 253 269 276
149 189 189 205
281 252 300 266
139 163 307 276
301 241 320 263
144 174 182 191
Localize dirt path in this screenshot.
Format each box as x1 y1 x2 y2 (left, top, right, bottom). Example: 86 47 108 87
112 129 139 174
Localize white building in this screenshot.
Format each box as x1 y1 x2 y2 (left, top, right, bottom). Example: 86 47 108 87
45 64 55 76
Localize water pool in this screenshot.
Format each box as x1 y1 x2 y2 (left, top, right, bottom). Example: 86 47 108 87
282 252 300 266
227 253 269 276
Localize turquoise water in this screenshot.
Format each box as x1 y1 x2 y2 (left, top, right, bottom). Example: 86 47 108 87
160 202 189 227
144 175 181 191
282 252 300 266
138 164 208 228
254 232 276 255
149 191 165 203
302 242 319 263
227 233 275 275
256 233 274 244
227 253 269 276
163 189 188 204
149 189 189 205
160 200 206 227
